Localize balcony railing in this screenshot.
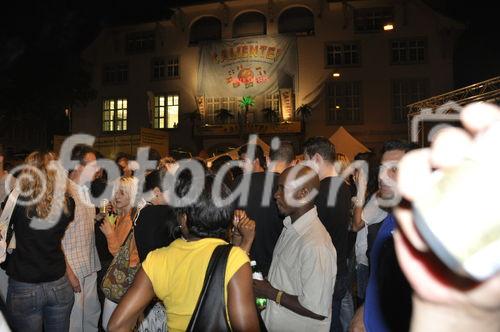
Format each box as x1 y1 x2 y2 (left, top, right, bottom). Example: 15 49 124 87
194 121 302 136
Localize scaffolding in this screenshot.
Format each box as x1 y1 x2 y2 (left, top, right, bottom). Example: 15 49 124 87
407 76 500 144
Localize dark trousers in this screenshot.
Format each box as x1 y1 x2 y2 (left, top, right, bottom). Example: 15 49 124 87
330 273 348 332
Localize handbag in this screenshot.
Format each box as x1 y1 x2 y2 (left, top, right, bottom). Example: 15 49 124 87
0 189 19 264
101 228 140 303
186 244 232 332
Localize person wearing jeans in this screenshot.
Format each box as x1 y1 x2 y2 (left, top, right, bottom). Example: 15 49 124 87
7 275 74 331
4 151 76 332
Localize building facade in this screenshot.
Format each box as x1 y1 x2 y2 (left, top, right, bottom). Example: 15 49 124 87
73 0 463 157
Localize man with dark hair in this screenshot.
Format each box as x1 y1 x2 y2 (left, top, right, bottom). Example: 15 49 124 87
234 143 283 276
148 148 161 166
304 137 336 164
381 140 418 155
254 165 337 331
366 140 418 254
268 141 295 174
210 155 236 187
350 139 417 332
115 152 133 177
239 144 267 173
63 145 102 332
303 136 351 332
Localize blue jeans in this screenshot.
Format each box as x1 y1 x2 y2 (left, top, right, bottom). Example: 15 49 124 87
340 291 354 332
7 275 74 332
356 264 369 301
330 273 348 332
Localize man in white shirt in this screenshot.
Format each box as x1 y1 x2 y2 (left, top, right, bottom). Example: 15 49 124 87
254 165 337 332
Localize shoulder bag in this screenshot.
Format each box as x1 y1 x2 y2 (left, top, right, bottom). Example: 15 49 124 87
186 244 232 332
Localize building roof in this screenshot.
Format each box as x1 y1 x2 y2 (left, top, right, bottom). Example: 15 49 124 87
169 0 233 8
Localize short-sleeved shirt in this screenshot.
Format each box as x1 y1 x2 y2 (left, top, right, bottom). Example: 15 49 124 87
142 238 249 332
263 207 337 332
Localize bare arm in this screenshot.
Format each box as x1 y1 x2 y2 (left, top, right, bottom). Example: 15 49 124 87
351 205 364 232
227 263 260 332
107 268 155 332
349 306 365 332
64 256 81 293
253 280 326 320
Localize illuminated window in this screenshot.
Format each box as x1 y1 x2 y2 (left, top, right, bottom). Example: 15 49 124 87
265 92 280 111
153 94 179 129
152 56 180 80
103 63 128 84
167 94 179 128
205 97 219 124
354 7 393 33
221 97 237 112
326 42 360 66
392 79 428 123
326 82 362 124
391 39 426 64
103 98 127 132
126 31 155 53
205 97 237 124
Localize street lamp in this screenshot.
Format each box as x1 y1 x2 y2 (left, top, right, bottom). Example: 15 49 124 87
332 72 341 78
383 23 394 31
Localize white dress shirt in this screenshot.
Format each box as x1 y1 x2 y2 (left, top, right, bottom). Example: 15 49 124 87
262 207 337 332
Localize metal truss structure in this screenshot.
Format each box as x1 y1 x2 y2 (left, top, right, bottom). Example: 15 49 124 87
407 76 500 144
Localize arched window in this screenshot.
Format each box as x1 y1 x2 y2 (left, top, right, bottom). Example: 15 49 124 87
190 17 222 45
278 7 314 35
233 12 267 38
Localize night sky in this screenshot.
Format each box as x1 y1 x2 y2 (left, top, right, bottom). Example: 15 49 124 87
0 0 497 146
1 0 497 86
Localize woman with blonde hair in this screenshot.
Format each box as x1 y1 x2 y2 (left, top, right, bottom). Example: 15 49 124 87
99 176 140 330
5 151 75 332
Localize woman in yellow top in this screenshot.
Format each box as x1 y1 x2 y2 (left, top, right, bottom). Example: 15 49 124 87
108 170 260 332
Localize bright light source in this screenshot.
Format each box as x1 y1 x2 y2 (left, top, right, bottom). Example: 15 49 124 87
383 24 394 31
335 105 340 109
332 72 341 78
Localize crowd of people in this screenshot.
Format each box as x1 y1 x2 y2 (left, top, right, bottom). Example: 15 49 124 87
0 102 498 332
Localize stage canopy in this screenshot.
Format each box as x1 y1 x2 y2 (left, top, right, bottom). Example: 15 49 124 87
206 137 270 167
328 126 370 161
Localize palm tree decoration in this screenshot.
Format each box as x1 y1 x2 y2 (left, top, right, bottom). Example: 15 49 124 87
295 103 313 134
239 96 255 124
215 108 234 124
261 107 280 123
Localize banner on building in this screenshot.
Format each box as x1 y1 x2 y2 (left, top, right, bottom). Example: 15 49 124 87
198 35 297 97
279 88 294 120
